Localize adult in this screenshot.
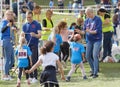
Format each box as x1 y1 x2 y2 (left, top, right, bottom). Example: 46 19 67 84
98 8 114 62
58 0 64 12
12 0 18 18
72 0 84 17
41 10 54 44
101 0 111 13
27 0 34 11
22 11 41 83
0 10 17 80
83 7 102 78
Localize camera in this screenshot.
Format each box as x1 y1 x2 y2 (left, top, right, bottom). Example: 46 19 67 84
9 20 13 25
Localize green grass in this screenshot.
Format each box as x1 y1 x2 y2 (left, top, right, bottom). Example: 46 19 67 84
0 63 120 87
34 0 95 6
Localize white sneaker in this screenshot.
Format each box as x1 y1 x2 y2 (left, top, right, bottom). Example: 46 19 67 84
8 75 14 80
31 78 38 83
29 78 33 82
2 77 10 81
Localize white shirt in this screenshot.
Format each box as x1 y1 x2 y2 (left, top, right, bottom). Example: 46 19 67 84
39 52 59 68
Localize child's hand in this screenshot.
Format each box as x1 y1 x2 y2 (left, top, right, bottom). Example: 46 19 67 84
25 70 30 74
61 76 65 80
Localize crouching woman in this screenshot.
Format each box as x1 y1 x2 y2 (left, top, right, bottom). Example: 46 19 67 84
25 41 65 87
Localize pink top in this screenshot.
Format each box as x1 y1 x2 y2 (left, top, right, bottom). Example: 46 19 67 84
60 29 73 42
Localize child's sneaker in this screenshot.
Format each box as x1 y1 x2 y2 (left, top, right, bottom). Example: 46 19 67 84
83 76 87 80
27 79 30 85
66 76 71 82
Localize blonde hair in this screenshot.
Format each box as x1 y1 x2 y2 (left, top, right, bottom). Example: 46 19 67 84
18 32 27 49
51 26 59 43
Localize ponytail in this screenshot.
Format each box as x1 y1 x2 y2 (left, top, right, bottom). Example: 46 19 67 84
40 41 54 55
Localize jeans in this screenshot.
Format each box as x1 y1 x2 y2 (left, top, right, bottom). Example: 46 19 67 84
3 38 14 75
86 41 101 75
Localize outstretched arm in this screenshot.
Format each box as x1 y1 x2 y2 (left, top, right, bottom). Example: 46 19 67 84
56 60 65 80
25 59 42 73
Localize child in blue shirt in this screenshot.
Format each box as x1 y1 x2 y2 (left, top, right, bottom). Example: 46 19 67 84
48 26 62 60
66 33 87 82
15 33 32 87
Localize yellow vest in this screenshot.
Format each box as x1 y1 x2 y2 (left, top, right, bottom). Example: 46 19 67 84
41 18 53 40
100 16 114 33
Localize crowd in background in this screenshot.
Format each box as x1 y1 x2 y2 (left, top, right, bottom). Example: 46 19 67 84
1 0 120 87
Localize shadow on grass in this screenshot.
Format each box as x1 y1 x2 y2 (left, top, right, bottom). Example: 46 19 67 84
99 63 120 79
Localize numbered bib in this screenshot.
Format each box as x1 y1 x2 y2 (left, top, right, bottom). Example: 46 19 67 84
18 49 27 59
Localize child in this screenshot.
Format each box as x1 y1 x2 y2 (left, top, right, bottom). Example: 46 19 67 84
25 41 65 87
66 34 87 82
15 33 32 87
48 26 62 58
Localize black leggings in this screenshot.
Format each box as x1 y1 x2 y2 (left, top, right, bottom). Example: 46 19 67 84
18 67 29 80
44 83 59 87
60 42 70 62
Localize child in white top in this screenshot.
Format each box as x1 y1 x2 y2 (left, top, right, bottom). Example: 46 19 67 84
25 41 65 87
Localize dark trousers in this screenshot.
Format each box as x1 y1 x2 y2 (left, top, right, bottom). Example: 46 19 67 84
29 45 38 79
44 83 59 87
18 67 29 80
41 66 59 87
102 32 113 60
60 42 69 62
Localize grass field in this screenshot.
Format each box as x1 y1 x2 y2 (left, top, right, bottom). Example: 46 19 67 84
34 0 95 6
0 63 120 87
1 1 119 87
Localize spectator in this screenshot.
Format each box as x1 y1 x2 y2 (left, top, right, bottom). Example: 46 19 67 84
27 0 34 11
98 8 114 62
101 0 111 13
25 41 65 87
68 1 72 13
49 0 54 9
20 6 28 22
32 5 42 23
0 10 17 80
83 7 102 78
72 0 84 17
58 0 64 13
22 11 41 83
12 0 18 18
41 10 54 44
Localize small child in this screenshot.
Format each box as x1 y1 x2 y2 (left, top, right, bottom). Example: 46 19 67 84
15 33 32 87
66 34 87 82
25 41 65 87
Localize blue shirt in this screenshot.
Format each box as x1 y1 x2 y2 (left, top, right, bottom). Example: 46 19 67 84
0 20 10 40
15 45 32 67
70 42 85 64
83 16 102 42
48 34 62 53
22 20 41 47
